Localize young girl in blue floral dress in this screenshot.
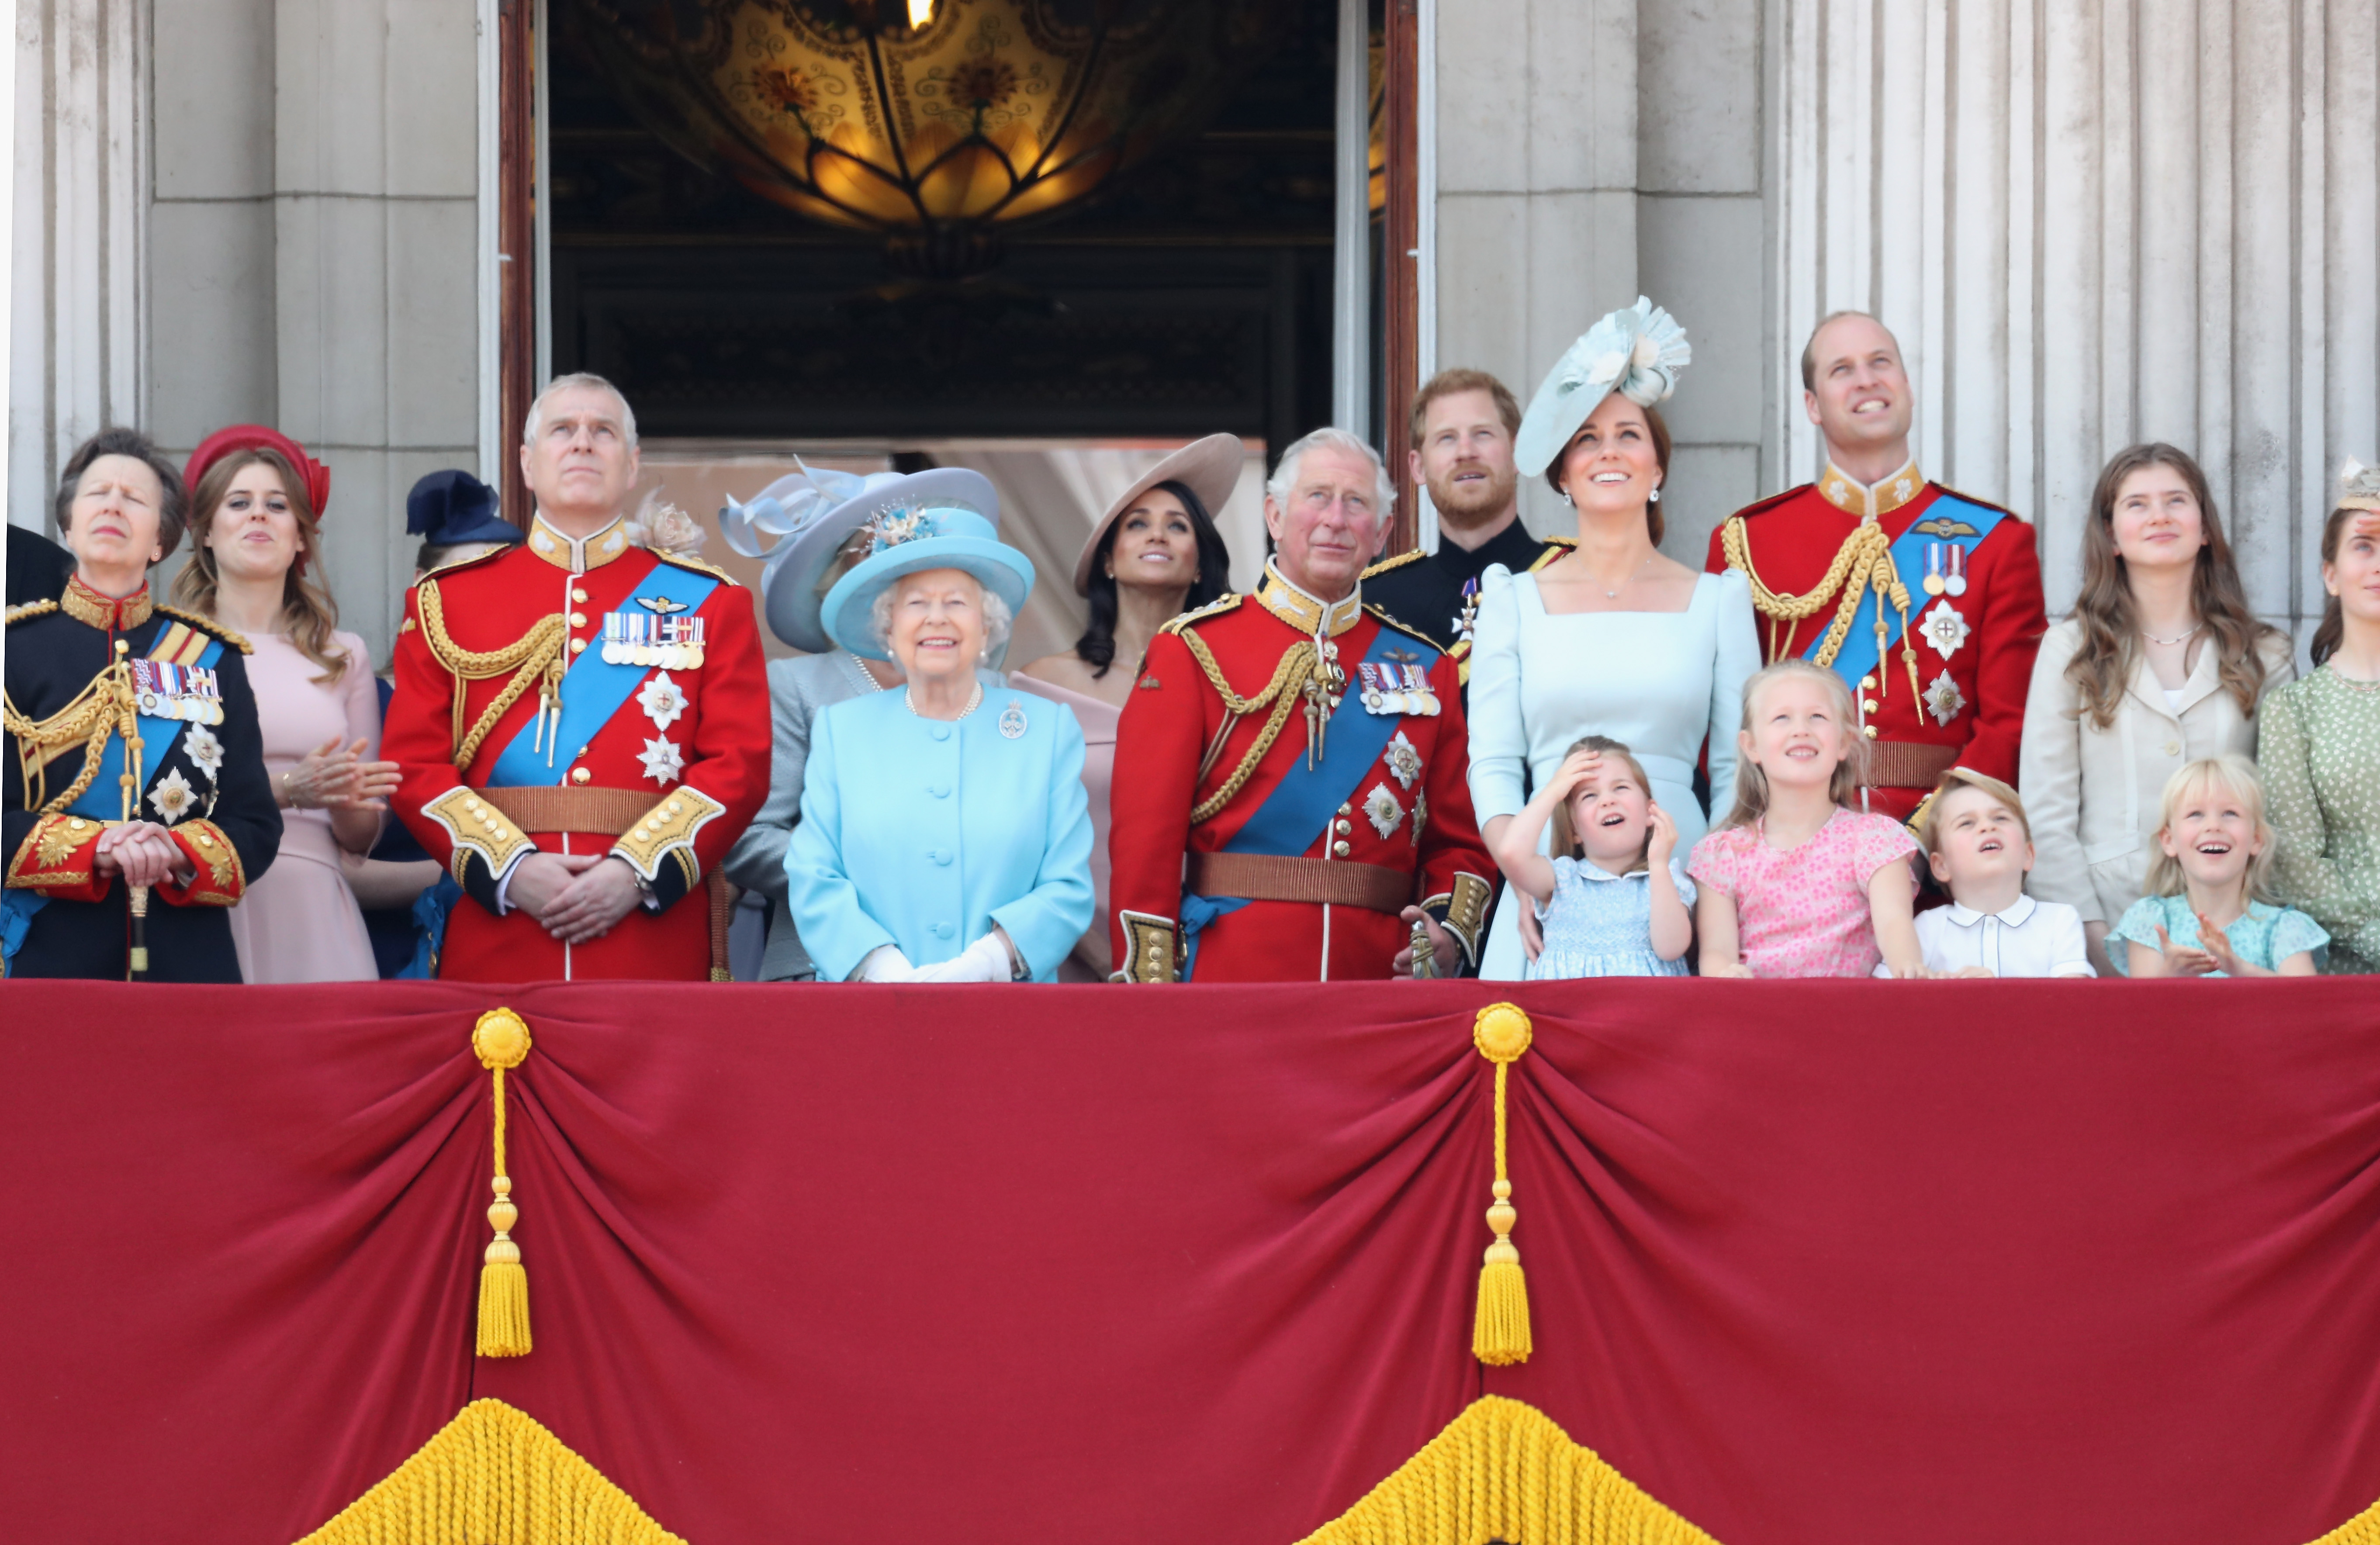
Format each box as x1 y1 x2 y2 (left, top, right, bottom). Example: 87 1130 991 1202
1488 735 1694 978
2108 754 2327 977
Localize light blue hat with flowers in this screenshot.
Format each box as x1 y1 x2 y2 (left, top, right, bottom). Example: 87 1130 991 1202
723 464 1002 653
1513 297 1692 477
818 477 1035 664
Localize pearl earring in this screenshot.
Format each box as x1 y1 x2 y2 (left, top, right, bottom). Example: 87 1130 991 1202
1649 487 1661 504
1559 488 1574 506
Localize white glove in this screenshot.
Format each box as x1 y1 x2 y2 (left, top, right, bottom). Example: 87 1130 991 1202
909 930 1015 984
856 945 917 982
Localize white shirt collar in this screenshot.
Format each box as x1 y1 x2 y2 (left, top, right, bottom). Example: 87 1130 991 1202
1944 892 2038 927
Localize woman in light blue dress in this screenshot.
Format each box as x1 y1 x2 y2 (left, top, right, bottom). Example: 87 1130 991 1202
785 494 1094 983
1468 298 1761 979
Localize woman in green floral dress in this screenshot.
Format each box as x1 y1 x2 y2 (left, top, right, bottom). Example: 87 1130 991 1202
2260 470 2380 973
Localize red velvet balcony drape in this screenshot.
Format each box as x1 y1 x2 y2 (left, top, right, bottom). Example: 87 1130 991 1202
3 979 2379 1544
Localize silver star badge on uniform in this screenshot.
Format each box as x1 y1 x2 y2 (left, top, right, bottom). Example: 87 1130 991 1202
1384 731 1422 789
639 736 685 785
1917 601 1970 660
183 723 224 783
149 767 197 825
1364 781 1404 838
1923 670 1968 726
637 671 688 730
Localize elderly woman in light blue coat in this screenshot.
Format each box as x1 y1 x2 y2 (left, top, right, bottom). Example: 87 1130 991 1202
786 498 1093 982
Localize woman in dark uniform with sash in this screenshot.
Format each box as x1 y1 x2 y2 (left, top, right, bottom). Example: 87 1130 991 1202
3 428 279 981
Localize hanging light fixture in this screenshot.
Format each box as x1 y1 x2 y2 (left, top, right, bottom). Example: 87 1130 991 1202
572 0 1284 278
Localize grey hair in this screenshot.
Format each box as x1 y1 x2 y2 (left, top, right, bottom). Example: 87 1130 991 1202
1264 427 1396 515
869 570 1014 659
522 372 640 447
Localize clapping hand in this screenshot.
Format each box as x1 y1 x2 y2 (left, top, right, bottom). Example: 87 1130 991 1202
281 737 400 810
2193 912 2249 977
2152 923 2219 977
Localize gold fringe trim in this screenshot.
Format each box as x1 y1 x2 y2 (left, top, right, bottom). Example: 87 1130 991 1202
293 1399 685 1545
2311 1497 2380 1543
1297 1396 1717 1545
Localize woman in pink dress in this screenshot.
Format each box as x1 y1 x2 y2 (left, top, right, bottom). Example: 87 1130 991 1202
172 427 397 982
1015 436 1240 979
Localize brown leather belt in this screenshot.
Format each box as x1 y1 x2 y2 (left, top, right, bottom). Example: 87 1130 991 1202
1186 852 1414 914
477 785 652 836
1861 740 1961 791
476 785 738 980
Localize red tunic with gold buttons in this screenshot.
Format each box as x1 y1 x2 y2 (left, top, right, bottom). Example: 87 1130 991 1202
384 512 768 981
1105 564 1493 982
1705 461 2048 825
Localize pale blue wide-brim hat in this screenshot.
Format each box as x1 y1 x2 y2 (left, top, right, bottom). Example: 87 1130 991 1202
724 464 999 653
1513 296 1692 477
819 494 1035 665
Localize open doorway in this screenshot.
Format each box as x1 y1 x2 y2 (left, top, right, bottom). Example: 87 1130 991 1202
498 0 1418 599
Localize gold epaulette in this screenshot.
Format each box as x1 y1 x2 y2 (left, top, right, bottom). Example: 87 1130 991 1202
1362 602 1439 651
416 544 512 582
651 549 740 586
1160 593 1243 636
155 605 253 655
5 599 59 626
1361 548 1424 578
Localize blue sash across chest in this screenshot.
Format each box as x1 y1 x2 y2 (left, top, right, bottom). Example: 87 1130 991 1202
1179 626 1437 977
1807 493 2006 689
63 628 224 820
484 561 720 789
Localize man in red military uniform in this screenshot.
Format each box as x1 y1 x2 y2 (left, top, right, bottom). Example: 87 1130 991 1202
1707 311 2047 826
1107 428 1493 982
384 373 768 980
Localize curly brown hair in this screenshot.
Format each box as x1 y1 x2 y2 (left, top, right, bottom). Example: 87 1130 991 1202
171 447 352 684
2063 443 2277 730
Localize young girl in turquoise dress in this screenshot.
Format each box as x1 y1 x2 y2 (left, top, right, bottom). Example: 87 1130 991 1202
2108 754 2327 977
1489 735 1693 978
1688 660 1930 978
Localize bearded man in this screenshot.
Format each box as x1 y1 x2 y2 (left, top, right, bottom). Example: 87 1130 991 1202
1362 369 1576 690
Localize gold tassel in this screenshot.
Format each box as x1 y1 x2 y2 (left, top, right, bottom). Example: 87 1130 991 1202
472 1008 533 1358
1470 1002 1534 1366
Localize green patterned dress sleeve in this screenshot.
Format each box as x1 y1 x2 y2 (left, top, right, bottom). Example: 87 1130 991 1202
2260 669 2380 973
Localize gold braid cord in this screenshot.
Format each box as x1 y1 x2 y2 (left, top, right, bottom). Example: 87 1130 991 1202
1719 517 1922 710
293 1398 685 1545
1295 1396 1718 1545
1177 631 1325 825
415 579 567 772
4 664 139 816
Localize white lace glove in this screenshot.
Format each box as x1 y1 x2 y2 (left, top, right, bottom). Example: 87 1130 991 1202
910 931 1015 984
856 945 917 982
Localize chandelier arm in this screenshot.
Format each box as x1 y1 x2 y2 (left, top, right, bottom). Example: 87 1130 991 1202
1014 25 1111 188
674 54 902 234
857 29 936 229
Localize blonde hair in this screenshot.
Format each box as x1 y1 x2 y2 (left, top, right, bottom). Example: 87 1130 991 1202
1546 735 1654 866
2144 753 2276 902
1717 659 1867 830
1919 768 2031 854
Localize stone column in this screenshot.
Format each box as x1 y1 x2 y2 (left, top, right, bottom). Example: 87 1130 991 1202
1434 0 1641 537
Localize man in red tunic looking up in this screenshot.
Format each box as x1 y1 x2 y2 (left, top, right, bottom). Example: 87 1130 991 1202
384 373 768 981
1706 312 2047 827
1106 428 1492 982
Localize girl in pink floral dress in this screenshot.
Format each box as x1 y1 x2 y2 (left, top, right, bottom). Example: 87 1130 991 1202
1688 660 1929 978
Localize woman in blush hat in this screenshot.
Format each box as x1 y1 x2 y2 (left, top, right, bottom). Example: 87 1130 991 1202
171 425 394 982
786 492 1093 983
1014 434 1238 978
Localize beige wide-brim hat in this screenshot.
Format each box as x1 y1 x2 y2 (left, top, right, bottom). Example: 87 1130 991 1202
1071 433 1245 596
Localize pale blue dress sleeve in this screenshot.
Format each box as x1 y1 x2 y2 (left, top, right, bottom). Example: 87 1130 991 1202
1705 569 1760 824
989 705 1097 981
2266 906 2331 969
1464 563 1529 823
783 705 898 982
2103 894 2180 977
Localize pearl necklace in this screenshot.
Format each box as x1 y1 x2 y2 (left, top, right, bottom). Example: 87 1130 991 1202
904 682 984 721
2141 623 2200 647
